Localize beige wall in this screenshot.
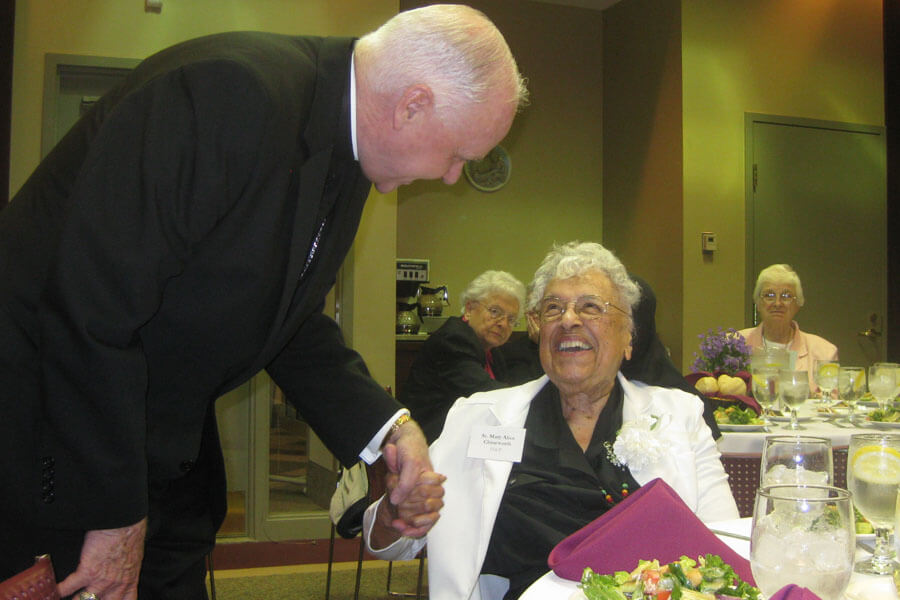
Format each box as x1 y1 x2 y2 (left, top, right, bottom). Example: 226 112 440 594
681 0 883 371
397 0 604 319
602 0 684 363
9 0 399 384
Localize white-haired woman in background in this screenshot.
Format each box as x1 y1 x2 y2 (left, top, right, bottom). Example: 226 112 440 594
738 264 837 391
400 270 526 442
369 242 737 600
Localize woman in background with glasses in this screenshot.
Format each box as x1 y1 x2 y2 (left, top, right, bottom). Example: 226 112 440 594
738 264 838 391
401 270 526 442
367 242 737 600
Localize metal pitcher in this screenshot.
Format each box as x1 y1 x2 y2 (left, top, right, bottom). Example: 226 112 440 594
417 285 449 318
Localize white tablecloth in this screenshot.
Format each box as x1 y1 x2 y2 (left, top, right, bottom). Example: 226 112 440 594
519 518 896 600
716 405 888 455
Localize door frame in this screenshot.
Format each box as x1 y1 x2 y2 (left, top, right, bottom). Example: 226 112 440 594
743 113 886 328
41 53 139 158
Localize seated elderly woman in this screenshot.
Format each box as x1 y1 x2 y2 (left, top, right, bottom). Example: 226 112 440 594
366 242 738 600
401 270 526 443
738 264 837 391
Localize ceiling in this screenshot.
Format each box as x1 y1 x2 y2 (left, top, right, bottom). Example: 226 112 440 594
530 0 621 10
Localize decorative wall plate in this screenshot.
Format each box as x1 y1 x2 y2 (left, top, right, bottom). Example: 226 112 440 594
464 145 511 192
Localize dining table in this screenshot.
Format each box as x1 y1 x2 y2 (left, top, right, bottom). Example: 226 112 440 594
519 517 897 600
715 402 899 517
716 402 890 455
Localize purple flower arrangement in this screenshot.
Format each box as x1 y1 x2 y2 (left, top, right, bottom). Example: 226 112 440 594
691 327 751 375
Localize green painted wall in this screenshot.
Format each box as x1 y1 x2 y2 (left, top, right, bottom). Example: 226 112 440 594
604 0 883 370
681 0 883 371
397 0 604 320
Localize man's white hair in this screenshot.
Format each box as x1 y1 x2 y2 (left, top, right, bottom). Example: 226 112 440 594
356 4 528 122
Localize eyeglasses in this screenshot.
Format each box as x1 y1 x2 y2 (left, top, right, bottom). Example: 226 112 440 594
475 302 519 327
760 291 796 305
538 295 628 323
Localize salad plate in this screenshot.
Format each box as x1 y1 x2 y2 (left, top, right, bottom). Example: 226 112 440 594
717 423 766 432
768 414 814 423
866 419 900 429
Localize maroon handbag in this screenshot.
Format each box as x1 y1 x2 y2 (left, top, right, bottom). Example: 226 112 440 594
0 555 60 600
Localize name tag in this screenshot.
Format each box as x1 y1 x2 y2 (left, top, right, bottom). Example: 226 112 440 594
467 426 526 462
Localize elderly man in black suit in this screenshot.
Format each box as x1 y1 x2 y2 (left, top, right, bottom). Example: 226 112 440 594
0 4 527 599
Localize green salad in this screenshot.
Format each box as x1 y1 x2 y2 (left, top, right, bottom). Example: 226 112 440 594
868 407 900 423
579 554 760 600
713 406 763 426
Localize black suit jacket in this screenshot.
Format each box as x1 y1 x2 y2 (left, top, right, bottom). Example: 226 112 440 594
0 32 400 536
400 316 507 442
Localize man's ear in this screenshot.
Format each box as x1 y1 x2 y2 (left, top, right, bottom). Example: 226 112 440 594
393 84 434 130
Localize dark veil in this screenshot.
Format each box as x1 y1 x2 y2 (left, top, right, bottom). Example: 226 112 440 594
620 276 722 439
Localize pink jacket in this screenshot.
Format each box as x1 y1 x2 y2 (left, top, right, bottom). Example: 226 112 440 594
738 321 839 391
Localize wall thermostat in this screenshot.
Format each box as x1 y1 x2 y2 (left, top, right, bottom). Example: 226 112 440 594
701 232 717 252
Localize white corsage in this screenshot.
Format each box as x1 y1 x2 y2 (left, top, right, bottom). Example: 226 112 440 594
604 414 667 474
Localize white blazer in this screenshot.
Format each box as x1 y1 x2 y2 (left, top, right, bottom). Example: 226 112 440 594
363 373 739 600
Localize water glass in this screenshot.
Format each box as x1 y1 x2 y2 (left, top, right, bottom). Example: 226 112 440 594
847 433 900 575
874 362 900 402
869 365 898 412
750 346 791 370
750 484 854 600
780 369 810 430
838 366 865 423
760 435 833 488
814 359 839 403
751 367 780 424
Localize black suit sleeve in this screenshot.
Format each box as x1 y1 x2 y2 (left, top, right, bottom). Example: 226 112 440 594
267 312 402 468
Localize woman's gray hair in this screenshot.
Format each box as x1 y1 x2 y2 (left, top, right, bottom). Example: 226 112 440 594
356 4 529 123
459 270 526 319
753 263 805 307
527 241 641 318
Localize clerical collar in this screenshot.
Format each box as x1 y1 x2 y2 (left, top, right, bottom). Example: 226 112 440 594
350 52 358 161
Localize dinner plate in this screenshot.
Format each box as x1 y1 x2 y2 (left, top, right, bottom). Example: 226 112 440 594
865 419 900 429
768 414 814 423
717 423 767 432
816 406 851 417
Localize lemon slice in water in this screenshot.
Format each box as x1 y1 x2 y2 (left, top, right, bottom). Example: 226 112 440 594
851 445 900 483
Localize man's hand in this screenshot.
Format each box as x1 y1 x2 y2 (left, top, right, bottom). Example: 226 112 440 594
57 518 147 600
382 419 439 529
370 468 445 548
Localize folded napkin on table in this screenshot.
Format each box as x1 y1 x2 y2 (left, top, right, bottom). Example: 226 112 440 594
548 478 755 585
767 584 822 600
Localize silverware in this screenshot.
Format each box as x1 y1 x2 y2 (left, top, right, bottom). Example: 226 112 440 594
709 528 751 542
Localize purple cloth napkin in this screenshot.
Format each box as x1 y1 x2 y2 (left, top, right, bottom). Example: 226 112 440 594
768 584 822 600
548 478 755 585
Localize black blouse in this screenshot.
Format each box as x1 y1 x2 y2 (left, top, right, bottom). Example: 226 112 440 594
481 380 641 599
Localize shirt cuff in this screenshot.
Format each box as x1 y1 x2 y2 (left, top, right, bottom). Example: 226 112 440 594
359 408 410 464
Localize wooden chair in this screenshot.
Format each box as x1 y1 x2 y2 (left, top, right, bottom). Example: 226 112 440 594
364 458 427 600
325 462 368 600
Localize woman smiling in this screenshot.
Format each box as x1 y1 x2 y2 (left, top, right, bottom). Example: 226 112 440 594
366 242 737 600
